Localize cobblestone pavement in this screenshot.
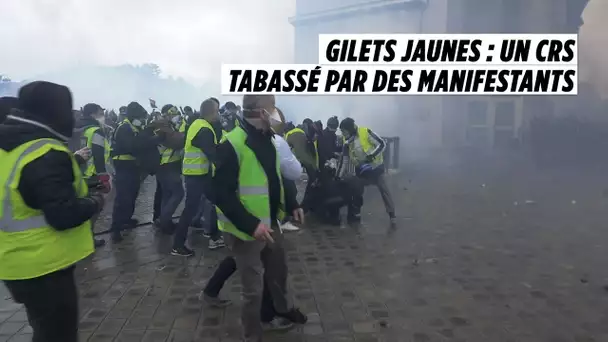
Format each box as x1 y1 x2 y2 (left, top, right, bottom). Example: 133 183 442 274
3 157 608 341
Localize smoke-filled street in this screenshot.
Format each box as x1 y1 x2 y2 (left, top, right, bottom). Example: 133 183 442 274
1 154 606 342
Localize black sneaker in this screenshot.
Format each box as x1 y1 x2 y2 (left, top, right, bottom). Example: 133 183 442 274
262 317 294 331
171 246 195 257
279 308 308 324
94 238 106 248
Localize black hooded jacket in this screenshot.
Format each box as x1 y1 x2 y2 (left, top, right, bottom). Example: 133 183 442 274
112 110 162 173
74 115 107 175
0 112 99 231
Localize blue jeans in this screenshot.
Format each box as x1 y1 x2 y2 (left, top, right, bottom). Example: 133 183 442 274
156 165 184 226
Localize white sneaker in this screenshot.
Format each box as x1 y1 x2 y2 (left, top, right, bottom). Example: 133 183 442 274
280 222 300 232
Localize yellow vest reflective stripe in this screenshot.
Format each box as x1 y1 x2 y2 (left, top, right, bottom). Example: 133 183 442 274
0 138 94 280
182 119 217 175
216 127 285 241
284 127 305 141
112 119 139 161
159 120 186 165
83 126 110 178
349 126 384 166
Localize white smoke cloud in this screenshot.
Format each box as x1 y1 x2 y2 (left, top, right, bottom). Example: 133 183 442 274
0 0 295 86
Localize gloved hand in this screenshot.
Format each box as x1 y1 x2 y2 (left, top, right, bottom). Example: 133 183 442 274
89 193 105 213
365 154 375 163
98 174 112 194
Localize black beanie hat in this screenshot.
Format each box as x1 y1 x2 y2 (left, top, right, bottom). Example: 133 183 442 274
327 116 339 129
18 81 75 137
161 104 174 114
339 117 356 132
127 102 147 119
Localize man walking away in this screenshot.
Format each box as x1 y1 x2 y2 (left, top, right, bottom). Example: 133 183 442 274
74 103 112 247
215 94 307 341
173 98 224 256
339 117 396 224
0 81 105 342
152 104 186 234
110 102 161 242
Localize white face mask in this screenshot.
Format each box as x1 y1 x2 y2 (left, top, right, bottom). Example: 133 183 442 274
131 119 142 127
171 116 181 125
265 108 282 126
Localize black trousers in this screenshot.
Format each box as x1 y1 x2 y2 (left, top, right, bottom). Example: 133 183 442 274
153 179 162 221
174 175 218 249
111 166 141 233
4 266 78 342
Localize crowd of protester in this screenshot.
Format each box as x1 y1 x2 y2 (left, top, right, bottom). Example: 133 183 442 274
0 82 395 341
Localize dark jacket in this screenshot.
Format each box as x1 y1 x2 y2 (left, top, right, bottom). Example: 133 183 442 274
214 119 299 236
112 119 162 173
73 116 107 175
0 114 98 231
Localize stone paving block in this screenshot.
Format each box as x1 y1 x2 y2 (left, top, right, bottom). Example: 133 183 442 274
0 322 24 336
115 329 145 342
6 334 32 342
142 330 170 342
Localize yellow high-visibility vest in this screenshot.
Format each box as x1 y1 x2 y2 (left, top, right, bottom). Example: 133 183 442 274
159 120 186 165
182 119 217 175
348 126 384 167
216 127 285 241
82 126 110 178
0 138 94 280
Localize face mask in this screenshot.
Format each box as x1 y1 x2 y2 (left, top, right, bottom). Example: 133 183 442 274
171 116 181 125
131 119 142 127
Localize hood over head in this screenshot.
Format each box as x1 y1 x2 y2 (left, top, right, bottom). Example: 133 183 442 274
126 101 148 121
10 81 75 140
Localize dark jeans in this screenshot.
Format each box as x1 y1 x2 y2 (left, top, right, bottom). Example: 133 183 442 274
156 166 184 226
153 179 162 221
111 166 141 233
4 267 78 342
301 167 318 213
174 175 218 249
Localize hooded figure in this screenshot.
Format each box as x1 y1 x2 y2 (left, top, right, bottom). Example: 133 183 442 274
109 101 161 242
0 81 105 342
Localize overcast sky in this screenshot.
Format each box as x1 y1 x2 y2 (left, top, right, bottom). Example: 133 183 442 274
0 0 295 85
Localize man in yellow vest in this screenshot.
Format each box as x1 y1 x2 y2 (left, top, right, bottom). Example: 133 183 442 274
214 94 305 341
74 103 112 247
173 98 224 256
149 104 186 234
110 102 162 242
339 117 396 224
0 81 105 341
